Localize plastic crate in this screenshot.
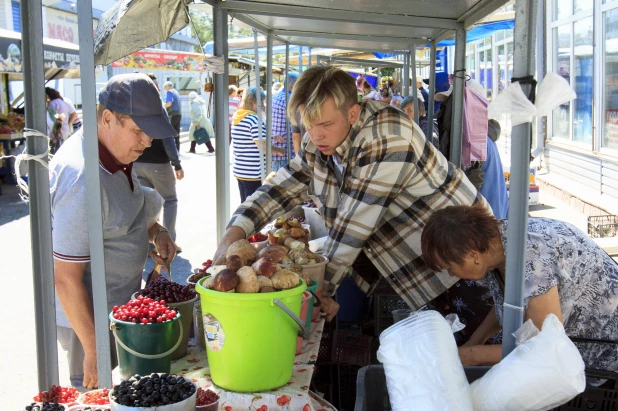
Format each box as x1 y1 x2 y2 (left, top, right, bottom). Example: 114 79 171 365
354 365 490 411
331 330 373 366
588 215 618 238
338 365 362 411
373 294 409 337
355 365 618 411
317 323 334 364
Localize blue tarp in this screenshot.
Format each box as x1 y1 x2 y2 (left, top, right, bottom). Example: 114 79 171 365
436 20 515 47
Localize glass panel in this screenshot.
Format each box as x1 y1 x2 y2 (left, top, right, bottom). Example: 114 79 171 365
574 0 593 13
486 48 493 97
496 30 505 42
498 45 506 94
505 29 514 38
479 50 486 88
553 25 572 139
470 52 476 80
553 0 572 20
507 42 514 86
603 8 618 149
573 17 593 144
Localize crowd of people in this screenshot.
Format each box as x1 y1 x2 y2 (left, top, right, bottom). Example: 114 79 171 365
46 64 618 390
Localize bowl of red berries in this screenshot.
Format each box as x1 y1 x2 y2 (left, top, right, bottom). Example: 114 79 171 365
195 387 219 410
248 232 268 252
78 389 111 408
34 386 79 407
187 260 213 286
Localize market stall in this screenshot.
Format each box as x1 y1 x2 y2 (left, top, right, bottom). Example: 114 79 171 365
19 0 545 410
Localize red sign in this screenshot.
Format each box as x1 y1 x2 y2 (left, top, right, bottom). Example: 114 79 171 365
111 50 203 71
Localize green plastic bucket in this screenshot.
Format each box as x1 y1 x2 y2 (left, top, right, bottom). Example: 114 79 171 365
196 278 307 392
109 312 183 380
306 280 321 329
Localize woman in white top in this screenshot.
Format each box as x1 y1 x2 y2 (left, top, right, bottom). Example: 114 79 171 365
45 87 76 140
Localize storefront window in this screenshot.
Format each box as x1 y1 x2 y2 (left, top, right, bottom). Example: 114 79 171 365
573 17 593 144
603 8 618 150
553 0 572 20
574 0 592 14
498 45 506 93
553 24 572 138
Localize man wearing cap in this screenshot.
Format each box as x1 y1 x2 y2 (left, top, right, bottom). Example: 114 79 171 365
50 73 178 389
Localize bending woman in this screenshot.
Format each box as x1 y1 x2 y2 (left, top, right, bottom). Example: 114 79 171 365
421 204 618 372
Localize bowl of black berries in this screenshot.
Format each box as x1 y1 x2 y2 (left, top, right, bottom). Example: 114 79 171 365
109 373 197 410
23 403 65 411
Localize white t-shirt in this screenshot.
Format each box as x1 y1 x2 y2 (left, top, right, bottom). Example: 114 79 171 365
48 98 75 140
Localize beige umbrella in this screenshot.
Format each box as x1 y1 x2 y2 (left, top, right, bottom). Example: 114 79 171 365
94 0 190 66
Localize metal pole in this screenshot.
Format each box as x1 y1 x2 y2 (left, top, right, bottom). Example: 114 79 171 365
502 0 537 358
285 42 292 163
253 29 265 181
266 31 273 174
298 46 303 73
308 47 312 68
427 40 437 140
22 0 59 390
410 47 419 126
77 0 111 387
213 0 231 239
450 27 466 168
403 52 410 97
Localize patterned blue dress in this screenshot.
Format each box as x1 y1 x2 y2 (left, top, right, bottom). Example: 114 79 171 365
478 218 618 371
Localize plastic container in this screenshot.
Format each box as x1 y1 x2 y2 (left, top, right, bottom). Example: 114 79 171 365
68 406 111 411
130 292 197 360
109 312 182 380
78 389 111 408
195 278 307 392
108 380 197 411
307 280 320 323
373 294 409 336
299 256 329 299
303 206 329 239
195 400 219 411
296 291 312 354
392 309 413 323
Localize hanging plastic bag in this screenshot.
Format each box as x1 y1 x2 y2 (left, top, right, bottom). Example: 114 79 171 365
535 72 577 117
488 82 536 126
377 310 474 411
470 314 585 411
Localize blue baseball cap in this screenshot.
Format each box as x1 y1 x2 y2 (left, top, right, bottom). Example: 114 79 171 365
98 73 177 139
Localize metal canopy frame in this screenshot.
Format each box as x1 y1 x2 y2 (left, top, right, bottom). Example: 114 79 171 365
23 0 535 389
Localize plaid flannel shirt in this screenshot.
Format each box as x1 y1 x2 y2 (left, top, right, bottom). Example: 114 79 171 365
229 101 485 309
271 88 289 162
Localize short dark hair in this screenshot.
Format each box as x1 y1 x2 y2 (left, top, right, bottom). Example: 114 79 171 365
421 204 501 271
45 87 62 101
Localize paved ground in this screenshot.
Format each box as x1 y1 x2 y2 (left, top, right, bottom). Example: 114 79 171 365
0 141 241 409
0 140 614 409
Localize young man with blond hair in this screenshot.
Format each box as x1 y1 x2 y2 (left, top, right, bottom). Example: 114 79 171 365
213 66 483 321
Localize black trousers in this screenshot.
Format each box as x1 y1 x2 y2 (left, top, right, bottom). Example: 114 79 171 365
170 114 182 150
237 179 262 203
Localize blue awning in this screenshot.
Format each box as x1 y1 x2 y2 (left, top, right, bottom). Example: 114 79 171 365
437 20 515 47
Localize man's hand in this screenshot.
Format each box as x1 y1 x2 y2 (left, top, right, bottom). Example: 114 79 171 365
151 230 177 266
175 169 184 180
212 226 246 265
83 352 99 389
194 121 200 127
273 135 285 144
320 296 340 322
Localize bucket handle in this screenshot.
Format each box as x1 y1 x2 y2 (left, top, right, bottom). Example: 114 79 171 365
274 298 310 339
110 320 183 360
309 290 321 308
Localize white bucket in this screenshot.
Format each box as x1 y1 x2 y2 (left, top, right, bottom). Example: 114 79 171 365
109 380 197 411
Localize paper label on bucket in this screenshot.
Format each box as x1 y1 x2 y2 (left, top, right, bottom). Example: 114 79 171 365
203 313 225 352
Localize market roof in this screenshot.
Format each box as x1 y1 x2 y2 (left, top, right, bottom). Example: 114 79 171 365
192 0 511 52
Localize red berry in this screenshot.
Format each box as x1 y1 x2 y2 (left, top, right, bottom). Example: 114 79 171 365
112 305 119 312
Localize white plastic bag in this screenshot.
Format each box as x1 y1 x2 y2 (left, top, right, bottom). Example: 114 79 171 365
377 310 473 411
488 72 577 126
470 314 585 411
488 82 536 126
535 72 577 117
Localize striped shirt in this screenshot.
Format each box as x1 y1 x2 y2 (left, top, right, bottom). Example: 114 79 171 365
232 113 265 180
271 88 289 162
229 101 487 309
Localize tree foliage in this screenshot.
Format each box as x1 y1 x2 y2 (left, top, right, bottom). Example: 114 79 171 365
189 9 258 53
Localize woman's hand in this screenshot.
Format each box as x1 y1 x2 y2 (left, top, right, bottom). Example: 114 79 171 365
193 121 199 126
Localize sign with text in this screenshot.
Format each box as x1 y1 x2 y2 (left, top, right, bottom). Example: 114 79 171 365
111 50 203 71
0 35 80 73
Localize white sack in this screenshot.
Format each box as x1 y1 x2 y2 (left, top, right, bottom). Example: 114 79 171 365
535 72 577 117
470 314 585 411
377 310 473 411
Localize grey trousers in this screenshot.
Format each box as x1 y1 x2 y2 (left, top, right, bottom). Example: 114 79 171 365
133 162 178 241
57 326 118 388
